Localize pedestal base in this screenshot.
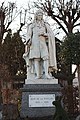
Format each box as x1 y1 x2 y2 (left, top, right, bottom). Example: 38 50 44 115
20 79 61 119
25 78 58 84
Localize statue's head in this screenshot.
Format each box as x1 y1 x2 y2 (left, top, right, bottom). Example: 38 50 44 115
34 9 43 21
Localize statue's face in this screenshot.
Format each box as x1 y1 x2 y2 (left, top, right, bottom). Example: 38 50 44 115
36 12 43 21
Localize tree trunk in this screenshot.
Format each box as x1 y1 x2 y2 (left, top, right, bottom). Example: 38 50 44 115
67 64 74 115
67 85 74 115
78 65 80 112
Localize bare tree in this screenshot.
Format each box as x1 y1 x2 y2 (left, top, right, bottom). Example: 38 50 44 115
34 0 80 35
0 2 28 44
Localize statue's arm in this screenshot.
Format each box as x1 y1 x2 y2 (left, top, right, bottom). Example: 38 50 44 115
26 23 32 45
45 22 55 41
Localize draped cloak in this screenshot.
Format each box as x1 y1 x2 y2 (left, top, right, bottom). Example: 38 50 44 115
23 22 57 78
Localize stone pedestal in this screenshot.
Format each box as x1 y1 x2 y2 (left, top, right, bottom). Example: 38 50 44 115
20 79 61 119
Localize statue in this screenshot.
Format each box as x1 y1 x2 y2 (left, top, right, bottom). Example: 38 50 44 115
23 10 57 79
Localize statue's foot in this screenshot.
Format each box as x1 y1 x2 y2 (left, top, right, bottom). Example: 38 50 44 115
45 74 55 79
35 76 41 79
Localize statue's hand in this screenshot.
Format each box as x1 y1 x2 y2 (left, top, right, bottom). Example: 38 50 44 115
26 39 32 47
43 33 48 39
39 33 48 39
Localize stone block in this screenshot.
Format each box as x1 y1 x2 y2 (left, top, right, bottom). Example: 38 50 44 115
20 79 61 119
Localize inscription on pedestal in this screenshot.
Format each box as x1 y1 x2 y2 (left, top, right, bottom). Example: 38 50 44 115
29 94 55 107
20 84 61 118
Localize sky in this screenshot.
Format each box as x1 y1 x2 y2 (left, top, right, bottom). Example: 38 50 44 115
1 0 80 40
0 0 80 39
0 0 78 75
1 0 35 39
0 0 67 41
0 0 30 7
1 0 60 40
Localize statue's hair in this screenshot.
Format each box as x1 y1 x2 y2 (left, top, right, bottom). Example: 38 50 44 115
33 9 43 21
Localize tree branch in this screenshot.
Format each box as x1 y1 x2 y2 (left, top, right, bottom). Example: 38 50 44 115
51 15 68 35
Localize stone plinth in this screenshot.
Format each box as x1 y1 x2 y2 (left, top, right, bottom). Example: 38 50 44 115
20 78 61 119
25 78 58 84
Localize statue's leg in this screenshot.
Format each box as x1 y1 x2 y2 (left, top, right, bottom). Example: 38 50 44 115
34 59 41 79
43 60 52 79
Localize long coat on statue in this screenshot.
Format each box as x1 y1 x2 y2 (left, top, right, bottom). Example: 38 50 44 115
23 20 57 79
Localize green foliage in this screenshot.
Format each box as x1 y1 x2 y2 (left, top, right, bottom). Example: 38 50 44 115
0 30 25 76
0 30 12 64
11 32 26 75
56 33 79 85
60 33 80 65
0 64 12 82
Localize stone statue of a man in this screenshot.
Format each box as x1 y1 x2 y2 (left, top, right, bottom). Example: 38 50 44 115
23 10 57 79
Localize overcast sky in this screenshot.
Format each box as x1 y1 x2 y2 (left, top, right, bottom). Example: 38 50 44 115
0 0 30 7
1 0 35 33
0 0 68 41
